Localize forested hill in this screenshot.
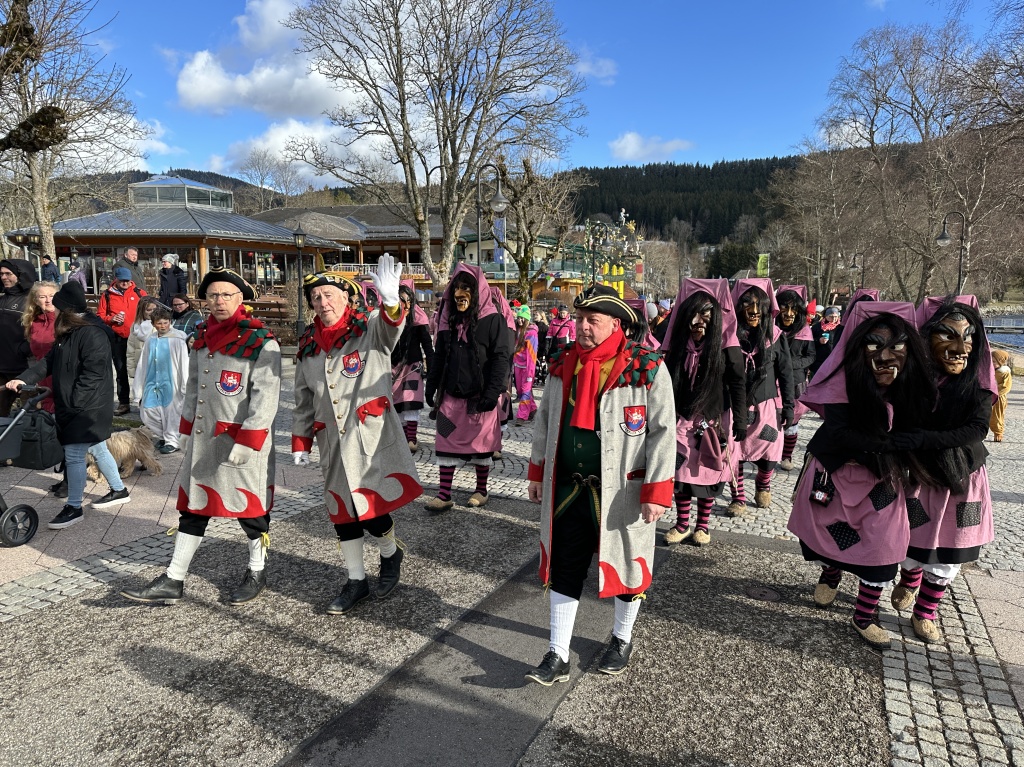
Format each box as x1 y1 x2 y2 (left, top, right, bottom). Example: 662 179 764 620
573 157 799 244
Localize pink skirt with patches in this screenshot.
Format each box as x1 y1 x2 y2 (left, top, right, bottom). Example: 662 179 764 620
675 412 738 487
435 392 502 457
787 457 909 568
737 397 784 463
907 466 994 555
392 362 425 412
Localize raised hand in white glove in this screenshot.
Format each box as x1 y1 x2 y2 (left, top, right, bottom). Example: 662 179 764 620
293 450 310 466
179 434 190 452
223 443 255 467
370 251 403 308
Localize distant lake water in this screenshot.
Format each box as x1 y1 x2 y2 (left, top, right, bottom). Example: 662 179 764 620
988 314 1024 350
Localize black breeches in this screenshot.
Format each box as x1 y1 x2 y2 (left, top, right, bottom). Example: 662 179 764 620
178 510 270 540
334 513 394 541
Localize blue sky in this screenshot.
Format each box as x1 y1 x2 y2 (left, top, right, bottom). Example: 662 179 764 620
92 0 991 179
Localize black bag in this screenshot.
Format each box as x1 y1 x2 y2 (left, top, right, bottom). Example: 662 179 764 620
10 409 63 471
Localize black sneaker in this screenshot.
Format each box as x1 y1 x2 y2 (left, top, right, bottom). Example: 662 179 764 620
50 478 68 498
92 487 131 509
326 578 370 614
525 650 570 686
597 637 633 676
229 568 267 605
159 444 179 454
48 504 83 530
120 573 184 605
114 403 130 416
376 548 403 599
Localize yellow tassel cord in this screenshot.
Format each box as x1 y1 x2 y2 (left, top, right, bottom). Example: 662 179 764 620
166 526 178 536
259 532 271 561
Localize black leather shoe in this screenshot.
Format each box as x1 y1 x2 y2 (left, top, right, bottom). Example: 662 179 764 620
326 578 370 614
229 568 267 605
376 548 403 599
50 478 68 498
120 573 184 605
597 637 633 675
525 650 570 686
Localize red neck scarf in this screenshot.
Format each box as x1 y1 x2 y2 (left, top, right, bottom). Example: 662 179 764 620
313 310 352 353
204 306 247 354
569 328 625 431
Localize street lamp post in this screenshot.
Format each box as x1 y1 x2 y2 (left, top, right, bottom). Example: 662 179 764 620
936 211 967 294
849 252 866 289
475 162 509 290
294 226 306 337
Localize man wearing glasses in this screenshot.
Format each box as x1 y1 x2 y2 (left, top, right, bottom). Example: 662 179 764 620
97 267 146 416
120 267 282 607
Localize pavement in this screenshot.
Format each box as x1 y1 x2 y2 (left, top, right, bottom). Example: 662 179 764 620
1 372 1022 767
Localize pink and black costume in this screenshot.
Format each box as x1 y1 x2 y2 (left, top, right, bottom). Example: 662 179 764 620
728 278 795 511
890 295 996 637
788 301 937 647
391 280 433 448
512 309 539 422
661 278 746 543
775 284 816 466
546 307 576 360
424 264 513 507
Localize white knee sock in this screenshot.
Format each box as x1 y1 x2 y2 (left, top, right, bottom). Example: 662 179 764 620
374 529 397 558
247 536 266 572
613 597 642 643
550 590 579 663
340 538 366 580
166 532 203 581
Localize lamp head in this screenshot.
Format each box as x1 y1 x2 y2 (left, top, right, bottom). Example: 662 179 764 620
293 226 306 250
936 222 952 248
488 188 509 215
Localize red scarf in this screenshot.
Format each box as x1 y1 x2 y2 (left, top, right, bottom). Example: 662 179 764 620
568 328 625 431
204 306 247 354
313 310 352 353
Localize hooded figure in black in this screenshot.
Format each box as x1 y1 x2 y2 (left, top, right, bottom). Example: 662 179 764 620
775 286 816 470
888 296 996 645
0 258 37 415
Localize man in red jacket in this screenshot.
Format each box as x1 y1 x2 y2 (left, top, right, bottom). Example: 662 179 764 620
97 267 146 415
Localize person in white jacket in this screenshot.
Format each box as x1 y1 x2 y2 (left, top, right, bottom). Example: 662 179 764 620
133 308 189 453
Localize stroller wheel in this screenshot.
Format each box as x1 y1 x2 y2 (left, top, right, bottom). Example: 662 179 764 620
0 504 39 547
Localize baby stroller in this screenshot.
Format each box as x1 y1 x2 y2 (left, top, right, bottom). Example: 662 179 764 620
0 386 58 547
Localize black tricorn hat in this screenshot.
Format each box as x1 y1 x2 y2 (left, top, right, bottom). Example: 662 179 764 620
573 283 637 326
302 271 361 306
197 267 257 301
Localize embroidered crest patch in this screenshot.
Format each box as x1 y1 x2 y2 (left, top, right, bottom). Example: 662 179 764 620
341 351 365 378
620 405 647 436
216 369 243 396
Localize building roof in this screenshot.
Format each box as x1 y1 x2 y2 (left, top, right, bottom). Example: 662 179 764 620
251 204 473 242
130 175 224 192
8 206 346 250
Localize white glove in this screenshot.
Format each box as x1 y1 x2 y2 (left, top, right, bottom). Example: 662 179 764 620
179 434 190 451
293 450 310 466
370 252 403 307
223 443 255 466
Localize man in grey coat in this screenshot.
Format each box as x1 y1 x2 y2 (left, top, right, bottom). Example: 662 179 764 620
525 284 675 685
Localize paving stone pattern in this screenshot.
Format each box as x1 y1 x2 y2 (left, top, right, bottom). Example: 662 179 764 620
3 379 1024 767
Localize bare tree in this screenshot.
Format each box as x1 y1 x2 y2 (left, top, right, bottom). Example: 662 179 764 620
285 0 586 290
236 146 279 213
0 0 148 257
639 239 680 299
273 158 305 201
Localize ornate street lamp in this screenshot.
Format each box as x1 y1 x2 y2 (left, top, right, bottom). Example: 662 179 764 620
294 226 307 336
936 211 967 294
474 163 508 272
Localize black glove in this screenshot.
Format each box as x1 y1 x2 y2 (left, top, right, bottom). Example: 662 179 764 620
891 430 924 451
425 384 436 408
475 397 498 412
733 424 748 442
781 407 795 429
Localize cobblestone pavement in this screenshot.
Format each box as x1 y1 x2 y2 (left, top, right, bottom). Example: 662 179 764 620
1 375 1023 767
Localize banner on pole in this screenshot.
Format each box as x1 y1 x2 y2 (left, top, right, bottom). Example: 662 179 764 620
492 218 505 264
756 253 770 277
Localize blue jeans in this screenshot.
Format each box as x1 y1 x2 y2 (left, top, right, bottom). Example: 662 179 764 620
64 442 125 508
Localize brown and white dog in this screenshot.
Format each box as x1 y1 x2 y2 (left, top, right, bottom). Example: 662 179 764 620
86 426 163 480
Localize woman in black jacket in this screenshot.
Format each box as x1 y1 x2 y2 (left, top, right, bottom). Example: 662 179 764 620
6 281 132 529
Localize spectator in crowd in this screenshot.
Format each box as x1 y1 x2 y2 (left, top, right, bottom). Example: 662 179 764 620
170 293 202 343
133 308 189 455
65 260 87 290
127 297 157 398
990 349 1013 442
546 303 575 360
114 246 146 290
512 305 539 424
20 280 58 414
0 258 35 416
6 280 132 530
533 310 548 360
810 306 841 379
97 267 146 415
40 255 60 283
158 254 188 306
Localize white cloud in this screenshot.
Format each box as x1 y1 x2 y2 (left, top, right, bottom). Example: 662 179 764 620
576 46 617 86
213 118 340 183
609 132 693 162
137 119 187 158
233 0 301 52
176 49 340 117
